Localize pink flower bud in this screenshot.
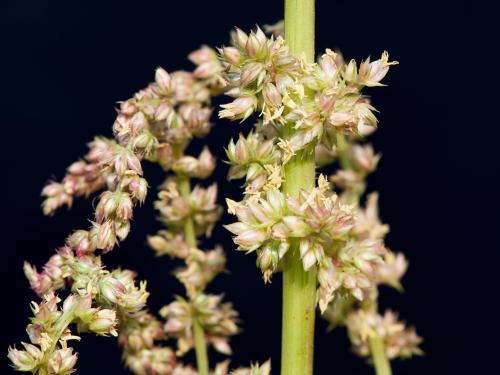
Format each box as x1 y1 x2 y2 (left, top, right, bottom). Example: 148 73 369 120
344 59 358 82
67 160 87 175
319 49 340 81
116 193 133 220
120 100 136 115
240 63 264 87
130 111 148 134
126 153 143 174
234 137 249 163
155 67 171 94
188 46 216 64
173 156 198 175
232 28 248 49
96 192 118 222
114 153 128 176
257 247 273 270
245 27 267 58
130 178 148 203
41 182 64 197
234 229 267 251
219 96 257 121
343 274 356 289
114 219 131 241
8 344 41 372
197 147 215 178
66 230 92 255
48 347 78 375
222 46 241 65
155 102 173 121
113 113 130 138
194 62 219 79
89 309 117 336
245 33 261 58
96 220 116 252
350 144 380 173
262 82 282 107
100 276 126 304
282 216 309 237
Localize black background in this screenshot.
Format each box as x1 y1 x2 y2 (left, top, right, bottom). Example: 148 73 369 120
1 0 499 374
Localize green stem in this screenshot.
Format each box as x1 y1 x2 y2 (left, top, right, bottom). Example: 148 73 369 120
281 1 316 374
40 308 75 374
336 133 352 171
176 169 209 375
193 318 209 375
284 0 315 62
177 176 197 248
369 335 392 375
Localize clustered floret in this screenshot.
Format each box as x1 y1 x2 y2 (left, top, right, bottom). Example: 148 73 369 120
11 40 271 375
220 26 421 364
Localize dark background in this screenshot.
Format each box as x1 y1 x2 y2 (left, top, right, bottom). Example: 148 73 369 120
1 0 498 374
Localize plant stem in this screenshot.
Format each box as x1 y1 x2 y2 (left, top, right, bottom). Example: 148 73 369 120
284 0 315 63
281 1 316 375
176 172 209 375
369 335 392 375
40 307 75 374
177 176 197 248
193 318 209 375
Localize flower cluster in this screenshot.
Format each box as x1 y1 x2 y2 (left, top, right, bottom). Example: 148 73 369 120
118 312 176 375
24 246 149 314
219 26 398 299
154 180 222 238
346 310 422 360
149 181 238 361
8 292 117 374
225 131 282 196
219 27 397 157
320 105 420 364
11 42 245 375
41 137 116 215
225 176 355 285
160 294 238 356
220 25 419 367
140 42 240 374
15 240 155 373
